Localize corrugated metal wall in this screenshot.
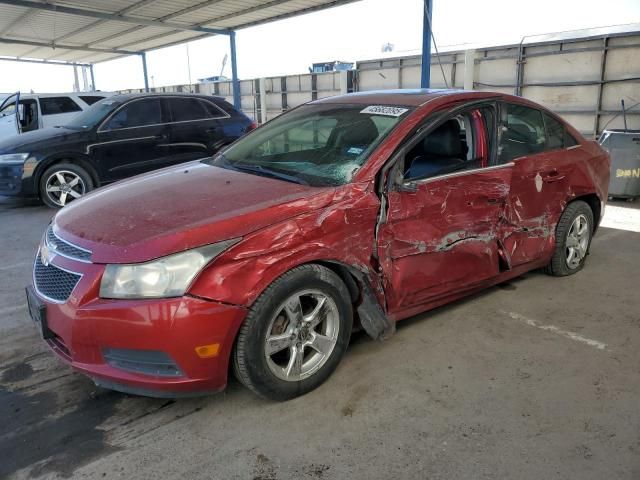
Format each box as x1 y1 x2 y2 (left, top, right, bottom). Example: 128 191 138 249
356 31 640 136
120 28 640 137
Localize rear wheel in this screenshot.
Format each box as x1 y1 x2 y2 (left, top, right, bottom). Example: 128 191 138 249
39 163 93 209
544 200 594 276
233 264 353 401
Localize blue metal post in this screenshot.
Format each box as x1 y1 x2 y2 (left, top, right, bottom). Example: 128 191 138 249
420 0 433 88
140 52 150 92
89 64 96 91
229 31 241 110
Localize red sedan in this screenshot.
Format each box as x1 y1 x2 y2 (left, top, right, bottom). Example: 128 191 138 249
26 90 610 400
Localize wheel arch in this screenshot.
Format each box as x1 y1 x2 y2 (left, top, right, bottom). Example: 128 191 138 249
35 154 99 194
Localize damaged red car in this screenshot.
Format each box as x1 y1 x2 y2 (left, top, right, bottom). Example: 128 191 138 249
27 89 610 400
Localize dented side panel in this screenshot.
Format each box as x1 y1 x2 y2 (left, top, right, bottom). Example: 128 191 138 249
378 166 513 312
189 182 383 308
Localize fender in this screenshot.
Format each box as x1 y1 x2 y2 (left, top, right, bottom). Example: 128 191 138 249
189 183 395 340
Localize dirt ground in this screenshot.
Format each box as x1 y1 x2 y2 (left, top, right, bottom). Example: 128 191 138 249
1 196 639 480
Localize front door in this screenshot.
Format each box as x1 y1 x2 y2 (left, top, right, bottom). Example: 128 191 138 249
0 93 21 139
90 97 172 182
378 105 512 312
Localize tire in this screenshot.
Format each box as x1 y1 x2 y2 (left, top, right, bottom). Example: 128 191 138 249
39 162 94 209
233 264 353 401
543 200 594 277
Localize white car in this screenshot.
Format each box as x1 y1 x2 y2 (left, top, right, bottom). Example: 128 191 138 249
0 92 113 140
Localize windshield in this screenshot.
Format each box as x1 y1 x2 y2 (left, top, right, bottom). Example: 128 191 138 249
65 98 121 129
207 103 411 186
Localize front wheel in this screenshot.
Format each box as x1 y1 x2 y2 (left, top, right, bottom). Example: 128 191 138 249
233 264 353 401
544 200 594 276
39 162 94 209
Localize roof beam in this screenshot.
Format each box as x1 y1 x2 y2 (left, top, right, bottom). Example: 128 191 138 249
0 7 35 36
79 0 227 50
229 0 361 30
0 0 233 35
0 55 90 66
52 0 162 44
0 36 138 56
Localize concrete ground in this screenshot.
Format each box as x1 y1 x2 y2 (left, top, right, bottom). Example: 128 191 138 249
1 195 639 480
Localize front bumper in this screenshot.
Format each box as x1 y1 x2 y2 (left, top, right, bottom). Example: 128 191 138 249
0 163 25 196
30 251 247 397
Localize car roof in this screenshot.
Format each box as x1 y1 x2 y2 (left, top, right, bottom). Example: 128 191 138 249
109 92 226 102
18 92 114 99
311 89 504 107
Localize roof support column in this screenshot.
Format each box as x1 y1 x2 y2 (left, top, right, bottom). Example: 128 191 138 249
420 0 433 88
89 64 96 91
140 52 150 92
229 31 241 110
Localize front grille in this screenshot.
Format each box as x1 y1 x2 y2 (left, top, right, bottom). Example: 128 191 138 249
102 348 184 377
33 254 81 302
46 225 92 262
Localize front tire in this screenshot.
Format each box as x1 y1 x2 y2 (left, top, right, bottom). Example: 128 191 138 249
39 162 93 209
544 200 594 276
233 264 353 401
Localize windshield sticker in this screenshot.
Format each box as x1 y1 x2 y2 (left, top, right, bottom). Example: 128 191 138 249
347 147 364 155
360 105 409 117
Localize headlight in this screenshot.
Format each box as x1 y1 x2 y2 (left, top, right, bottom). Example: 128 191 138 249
99 239 240 299
0 153 29 164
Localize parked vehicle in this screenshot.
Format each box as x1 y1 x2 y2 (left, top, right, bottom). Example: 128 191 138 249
26 89 610 400
0 92 111 140
0 93 254 207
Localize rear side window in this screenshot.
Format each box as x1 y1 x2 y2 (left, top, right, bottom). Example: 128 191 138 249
102 98 162 130
169 98 225 122
79 95 105 106
543 112 577 149
39 97 82 115
498 104 546 162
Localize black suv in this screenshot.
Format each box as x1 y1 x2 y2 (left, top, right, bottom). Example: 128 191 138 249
0 93 255 208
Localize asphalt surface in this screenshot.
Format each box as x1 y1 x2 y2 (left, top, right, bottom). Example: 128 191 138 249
1 195 639 480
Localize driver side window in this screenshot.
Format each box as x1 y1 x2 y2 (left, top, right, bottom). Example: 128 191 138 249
404 107 491 181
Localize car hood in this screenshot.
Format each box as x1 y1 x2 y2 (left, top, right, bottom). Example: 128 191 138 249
0 126 86 153
54 161 337 263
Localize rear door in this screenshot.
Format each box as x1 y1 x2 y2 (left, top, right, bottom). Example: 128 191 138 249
38 96 83 127
91 97 172 181
378 104 513 312
0 93 21 139
165 96 230 163
498 103 577 267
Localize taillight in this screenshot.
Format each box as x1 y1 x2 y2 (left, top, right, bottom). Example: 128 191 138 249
247 122 257 132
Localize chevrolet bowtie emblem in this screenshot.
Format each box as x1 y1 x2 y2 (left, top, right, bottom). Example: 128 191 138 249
40 244 56 267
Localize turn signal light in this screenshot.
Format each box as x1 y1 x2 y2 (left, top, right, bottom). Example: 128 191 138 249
195 343 220 358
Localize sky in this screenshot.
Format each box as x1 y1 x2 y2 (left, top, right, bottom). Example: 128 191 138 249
1 0 640 93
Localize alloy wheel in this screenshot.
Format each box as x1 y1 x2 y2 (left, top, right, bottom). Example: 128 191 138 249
264 289 340 382
45 170 86 207
565 213 590 269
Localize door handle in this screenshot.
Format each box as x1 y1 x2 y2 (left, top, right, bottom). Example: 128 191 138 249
541 169 565 183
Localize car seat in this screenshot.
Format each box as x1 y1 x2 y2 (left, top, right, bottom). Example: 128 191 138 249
405 119 466 179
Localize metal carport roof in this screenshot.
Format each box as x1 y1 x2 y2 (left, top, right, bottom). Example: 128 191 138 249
0 0 360 63
0 0 361 106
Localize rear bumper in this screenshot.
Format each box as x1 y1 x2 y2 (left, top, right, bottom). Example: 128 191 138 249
36 289 247 397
